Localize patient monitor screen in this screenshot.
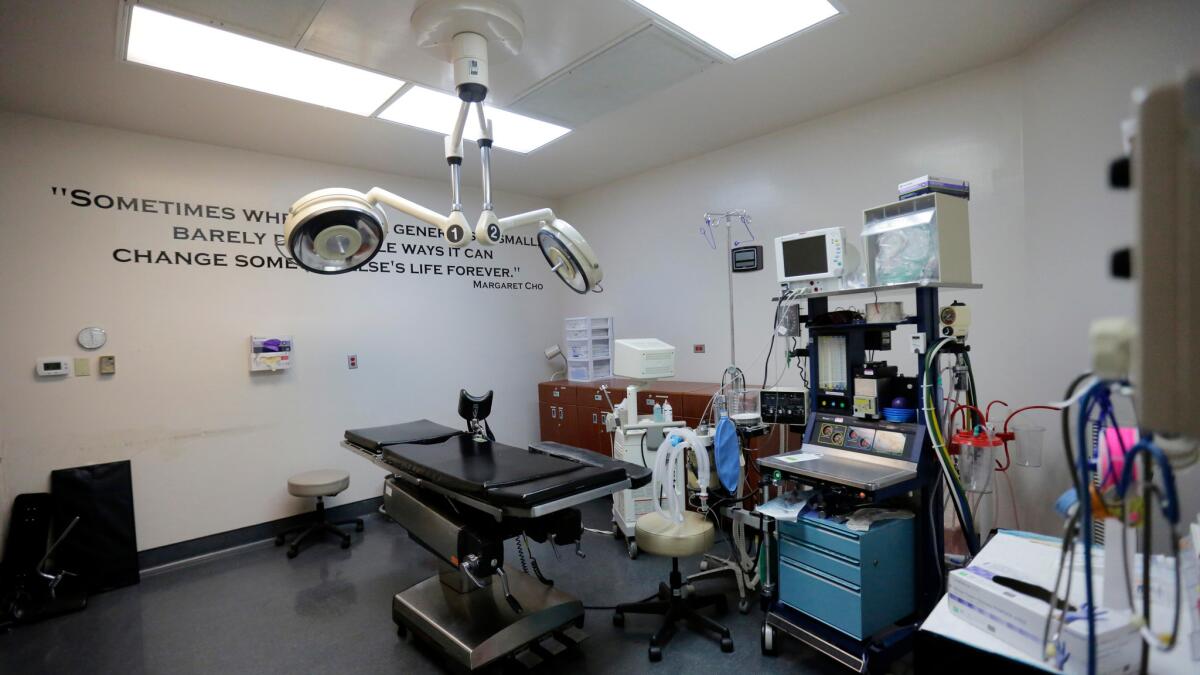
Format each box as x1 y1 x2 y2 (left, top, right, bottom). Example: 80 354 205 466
782 235 828 277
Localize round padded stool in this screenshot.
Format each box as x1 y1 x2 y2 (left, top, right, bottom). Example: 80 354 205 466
615 510 733 661
287 469 350 498
635 511 714 557
276 469 363 559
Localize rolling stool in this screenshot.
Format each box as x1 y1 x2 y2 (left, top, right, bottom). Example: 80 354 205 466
613 511 734 661
275 469 363 559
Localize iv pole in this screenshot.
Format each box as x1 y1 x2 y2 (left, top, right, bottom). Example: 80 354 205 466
694 210 760 613
703 210 754 386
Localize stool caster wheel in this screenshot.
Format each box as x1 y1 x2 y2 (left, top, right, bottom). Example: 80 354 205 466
648 645 662 662
738 598 751 614
612 612 624 628
699 559 709 571
340 539 351 549
721 637 734 653
627 542 638 560
355 520 364 532
286 548 298 559
274 535 285 546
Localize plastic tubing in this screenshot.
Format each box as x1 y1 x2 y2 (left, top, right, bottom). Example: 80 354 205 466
652 427 710 523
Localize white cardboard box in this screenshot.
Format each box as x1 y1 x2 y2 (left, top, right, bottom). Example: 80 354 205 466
948 555 1140 674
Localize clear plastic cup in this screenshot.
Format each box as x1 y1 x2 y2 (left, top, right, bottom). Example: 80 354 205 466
1012 425 1045 468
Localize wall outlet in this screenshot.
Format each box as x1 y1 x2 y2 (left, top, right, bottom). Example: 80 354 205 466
347 354 358 369
693 344 705 354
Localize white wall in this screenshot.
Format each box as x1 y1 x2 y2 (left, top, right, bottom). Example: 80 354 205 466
0 112 568 550
560 0 1200 540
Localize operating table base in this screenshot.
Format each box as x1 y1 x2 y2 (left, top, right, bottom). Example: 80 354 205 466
392 565 585 671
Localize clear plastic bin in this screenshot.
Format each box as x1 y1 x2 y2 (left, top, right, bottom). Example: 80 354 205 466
565 330 589 340
591 340 610 358
592 359 611 379
567 361 590 381
564 317 590 331
566 342 590 359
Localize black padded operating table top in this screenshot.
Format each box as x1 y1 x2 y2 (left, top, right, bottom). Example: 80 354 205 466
344 421 651 508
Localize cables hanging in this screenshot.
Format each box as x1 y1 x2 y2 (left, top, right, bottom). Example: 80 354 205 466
921 337 980 556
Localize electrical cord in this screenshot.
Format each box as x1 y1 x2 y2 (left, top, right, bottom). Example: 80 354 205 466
762 289 797 390
921 338 979 555
1117 437 1183 653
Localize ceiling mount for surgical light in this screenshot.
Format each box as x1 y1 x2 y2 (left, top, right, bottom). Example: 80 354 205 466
283 0 602 293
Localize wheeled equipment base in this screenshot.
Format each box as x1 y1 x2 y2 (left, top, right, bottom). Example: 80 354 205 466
392 565 586 672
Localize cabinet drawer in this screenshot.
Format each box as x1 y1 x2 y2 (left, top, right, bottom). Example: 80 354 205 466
778 517 861 561
538 383 576 404
779 537 861 586
778 560 863 639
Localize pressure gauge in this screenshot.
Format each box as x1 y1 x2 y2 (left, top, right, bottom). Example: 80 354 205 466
77 326 107 350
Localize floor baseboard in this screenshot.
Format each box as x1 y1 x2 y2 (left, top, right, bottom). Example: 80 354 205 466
138 496 384 575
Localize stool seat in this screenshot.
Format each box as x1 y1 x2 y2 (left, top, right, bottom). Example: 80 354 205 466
635 511 714 558
287 469 350 498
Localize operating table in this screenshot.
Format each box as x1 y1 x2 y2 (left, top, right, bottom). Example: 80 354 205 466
342 401 652 671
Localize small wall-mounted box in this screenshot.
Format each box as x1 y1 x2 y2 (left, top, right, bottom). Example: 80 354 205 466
250 336 292 372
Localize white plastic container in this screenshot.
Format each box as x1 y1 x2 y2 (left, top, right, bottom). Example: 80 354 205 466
564 316 614 382
862 193 971 287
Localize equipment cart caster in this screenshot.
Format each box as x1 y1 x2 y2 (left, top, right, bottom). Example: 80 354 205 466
761 623 777 656
627 541 638 559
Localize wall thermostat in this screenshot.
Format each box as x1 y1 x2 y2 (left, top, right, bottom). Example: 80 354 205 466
77 326 107 350
36 358 71 377
731 245 764 272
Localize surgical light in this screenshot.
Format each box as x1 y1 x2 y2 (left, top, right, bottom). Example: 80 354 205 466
379 86 570 154
282 0 603 293
125 6 405 116
628 0 840 59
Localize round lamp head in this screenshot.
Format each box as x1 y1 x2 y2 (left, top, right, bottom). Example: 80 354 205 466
284 188 387 274
537 219 603 294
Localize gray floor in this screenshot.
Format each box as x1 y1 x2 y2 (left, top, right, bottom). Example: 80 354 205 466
0 501 856 674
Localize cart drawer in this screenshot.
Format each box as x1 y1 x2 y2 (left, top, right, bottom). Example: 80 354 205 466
777 516 861 561
779 537 861 586
778 560 863 639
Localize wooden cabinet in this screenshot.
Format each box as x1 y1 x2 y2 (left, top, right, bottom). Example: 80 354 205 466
576 405 613 456
537 379 719 456
539 400 579 447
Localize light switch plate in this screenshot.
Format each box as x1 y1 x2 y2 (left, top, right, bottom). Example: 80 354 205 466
98 355 116 375
74 358 90 376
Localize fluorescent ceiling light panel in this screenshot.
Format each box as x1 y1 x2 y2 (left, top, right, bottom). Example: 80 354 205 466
125 6 404 115
378 86 570 153
629 0 839 59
